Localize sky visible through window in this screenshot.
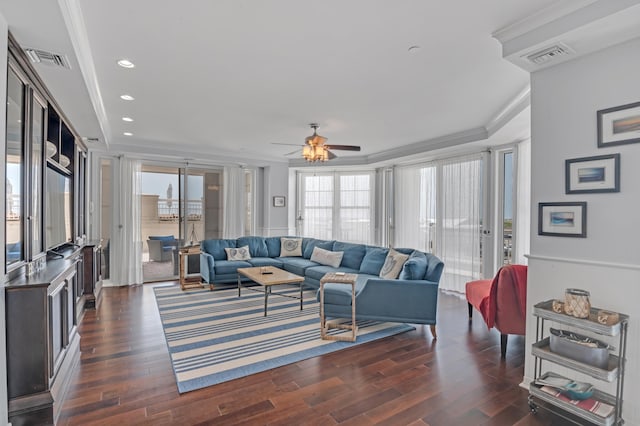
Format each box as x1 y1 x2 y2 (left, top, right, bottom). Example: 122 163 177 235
141 172 203 199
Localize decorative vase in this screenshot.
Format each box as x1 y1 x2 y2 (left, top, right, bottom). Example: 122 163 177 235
564 288 591 318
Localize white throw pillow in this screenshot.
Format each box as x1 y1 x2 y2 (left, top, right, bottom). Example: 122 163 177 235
280 237 303 257
310 247 344 268
225 245 251 261
379 248 409 279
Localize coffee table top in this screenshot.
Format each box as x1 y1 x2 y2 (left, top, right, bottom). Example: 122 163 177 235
237 266 304 286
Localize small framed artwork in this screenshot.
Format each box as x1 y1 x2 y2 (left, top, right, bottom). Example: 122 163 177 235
273 196 286 207
565 153 620 194
538 202 587 238
597 101 640 147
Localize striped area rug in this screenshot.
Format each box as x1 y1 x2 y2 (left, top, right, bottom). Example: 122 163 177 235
153 284 415 393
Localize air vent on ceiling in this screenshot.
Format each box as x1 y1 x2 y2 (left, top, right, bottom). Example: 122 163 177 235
82 137 100 144
525 43 573 65
24 48 71 69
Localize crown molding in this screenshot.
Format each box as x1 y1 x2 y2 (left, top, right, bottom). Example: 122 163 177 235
57 0 111 145
492 0 599 43
486 86 530 137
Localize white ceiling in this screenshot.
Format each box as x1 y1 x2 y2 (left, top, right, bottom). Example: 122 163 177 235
2 0 638 166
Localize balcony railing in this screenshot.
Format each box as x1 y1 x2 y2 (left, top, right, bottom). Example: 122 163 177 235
6 194 20 220
157 198 202 221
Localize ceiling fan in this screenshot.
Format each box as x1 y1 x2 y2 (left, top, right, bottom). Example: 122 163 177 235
273 123 361 162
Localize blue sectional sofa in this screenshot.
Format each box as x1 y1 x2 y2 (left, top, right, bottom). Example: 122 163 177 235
200 236 444 335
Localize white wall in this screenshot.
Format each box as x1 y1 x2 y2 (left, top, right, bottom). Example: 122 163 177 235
261 164 289 236
0 11 10 425
527 36 640 425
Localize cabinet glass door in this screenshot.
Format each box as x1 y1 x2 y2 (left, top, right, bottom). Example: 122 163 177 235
5 67 25 268
30 95 46 257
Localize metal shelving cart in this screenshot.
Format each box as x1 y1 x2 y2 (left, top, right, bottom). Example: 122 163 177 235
529 300 628 425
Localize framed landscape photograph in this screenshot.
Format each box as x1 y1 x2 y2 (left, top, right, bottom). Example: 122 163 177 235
273 195 286 207
597 101 640 147
565 153 620 194
538 202 587 238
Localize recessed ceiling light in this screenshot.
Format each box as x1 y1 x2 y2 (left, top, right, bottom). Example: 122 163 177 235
117 59 135 68
122 117 134 122
123 132 133 136
408 45 421 53
120 94 135 101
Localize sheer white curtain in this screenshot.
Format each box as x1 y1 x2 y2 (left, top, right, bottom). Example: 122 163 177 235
111 157 143 286
301 174 333 239
439 156 483 293
394 165 436 252
223 166 245 238
514 139 531 264
338 174 373 244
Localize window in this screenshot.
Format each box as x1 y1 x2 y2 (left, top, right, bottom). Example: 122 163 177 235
298 172 373 244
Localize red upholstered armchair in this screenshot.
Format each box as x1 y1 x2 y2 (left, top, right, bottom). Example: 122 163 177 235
465 264 528 358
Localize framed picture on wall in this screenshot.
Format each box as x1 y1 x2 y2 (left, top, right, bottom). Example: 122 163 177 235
597 101 640 147
565 154 620 194
538 202 587 238
273 196 286 207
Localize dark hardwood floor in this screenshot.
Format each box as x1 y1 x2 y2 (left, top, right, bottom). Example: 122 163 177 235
58 284 571 425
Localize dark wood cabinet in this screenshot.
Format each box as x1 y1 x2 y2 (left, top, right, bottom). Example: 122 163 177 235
82 242 102 309
6 248 82 425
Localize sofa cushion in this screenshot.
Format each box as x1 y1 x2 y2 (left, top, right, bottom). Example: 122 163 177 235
310 247 343 268
359 247 389 275
214 259 252 275
202 239 237 260
424 253 445 282
277 257 319 276
225 245 252 261
320 274 377 305
380 248 409 279
247 257 284 268
305 265 360 281
303 239 335 259
333 241 366 270
237 236 268 257
265 237 282 258
399 251 428 280
280 237 303 257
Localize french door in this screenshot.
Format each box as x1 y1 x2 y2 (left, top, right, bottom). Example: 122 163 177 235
140 165 224 282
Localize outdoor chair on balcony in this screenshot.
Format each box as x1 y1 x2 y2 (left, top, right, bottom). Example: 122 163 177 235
147 235 178 262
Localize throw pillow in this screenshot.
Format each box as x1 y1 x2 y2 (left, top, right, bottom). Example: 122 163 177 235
379 248 410 279
310 247 344 268
280 237 303 257
225 245 251 261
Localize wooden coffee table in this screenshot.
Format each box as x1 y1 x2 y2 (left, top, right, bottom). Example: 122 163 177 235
237 266 305 316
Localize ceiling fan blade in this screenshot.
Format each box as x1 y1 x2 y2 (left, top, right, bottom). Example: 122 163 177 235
284 148 300 156
272 142 303 147
327 150 338 160
324 144 361 151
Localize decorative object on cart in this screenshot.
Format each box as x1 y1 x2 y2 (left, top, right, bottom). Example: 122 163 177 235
551 299 565 313
565 154 620 194
597 100 640 147
529 299 628 426
597 310 620 326
535 374 594 400
538 202 587 238
564 288 591 318
549 328 610 369
273 195 286 207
